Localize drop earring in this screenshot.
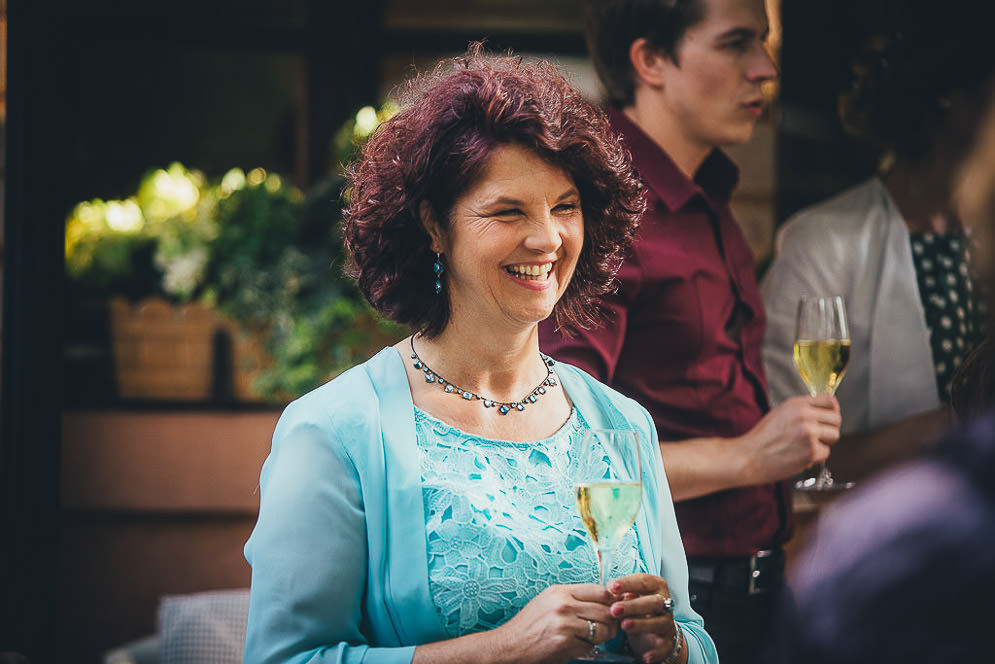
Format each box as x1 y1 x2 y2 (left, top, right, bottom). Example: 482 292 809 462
433 253 444 294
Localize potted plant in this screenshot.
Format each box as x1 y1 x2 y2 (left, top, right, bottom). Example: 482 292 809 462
64 104 404 404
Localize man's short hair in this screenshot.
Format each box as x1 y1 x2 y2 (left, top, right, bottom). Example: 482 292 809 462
584 0 707 108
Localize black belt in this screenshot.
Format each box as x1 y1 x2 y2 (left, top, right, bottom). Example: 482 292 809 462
687 548 785 596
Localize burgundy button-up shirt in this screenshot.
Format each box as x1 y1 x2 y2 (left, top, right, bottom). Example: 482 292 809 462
539 108 792 558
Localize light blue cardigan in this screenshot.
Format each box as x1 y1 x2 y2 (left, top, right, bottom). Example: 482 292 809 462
244 347 718 664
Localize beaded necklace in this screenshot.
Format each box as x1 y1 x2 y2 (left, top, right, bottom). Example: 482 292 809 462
408 335 558 415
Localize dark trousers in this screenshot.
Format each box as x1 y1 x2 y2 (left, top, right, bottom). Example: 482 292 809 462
687 551 785 664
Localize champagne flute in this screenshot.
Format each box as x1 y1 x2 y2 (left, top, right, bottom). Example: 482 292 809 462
793 295 851 491
574 429 643 663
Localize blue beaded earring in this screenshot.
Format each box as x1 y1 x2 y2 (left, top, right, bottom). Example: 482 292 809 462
433 253 444 294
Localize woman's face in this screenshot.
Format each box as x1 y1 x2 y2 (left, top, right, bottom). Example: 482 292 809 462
431 144 584 334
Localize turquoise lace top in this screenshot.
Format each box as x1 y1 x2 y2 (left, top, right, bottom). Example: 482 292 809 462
414 406 648 638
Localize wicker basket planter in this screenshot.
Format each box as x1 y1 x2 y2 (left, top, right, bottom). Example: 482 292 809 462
109 296 266 402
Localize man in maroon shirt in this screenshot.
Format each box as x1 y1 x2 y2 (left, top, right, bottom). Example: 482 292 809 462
539 1 842 662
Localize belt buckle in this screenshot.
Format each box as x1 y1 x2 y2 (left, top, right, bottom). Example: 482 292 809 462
747 549 773 595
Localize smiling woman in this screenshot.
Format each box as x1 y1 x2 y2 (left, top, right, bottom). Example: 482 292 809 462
344 48 643 338
243 45 720 664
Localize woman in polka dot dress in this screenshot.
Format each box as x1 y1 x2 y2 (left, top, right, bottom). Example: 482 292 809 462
760 6 995 482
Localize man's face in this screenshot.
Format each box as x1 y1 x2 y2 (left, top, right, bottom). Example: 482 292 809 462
658 0 777 149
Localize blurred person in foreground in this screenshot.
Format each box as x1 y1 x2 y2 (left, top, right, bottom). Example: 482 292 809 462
243 48 719 664
761 2 995 483
539 2 840 662
769 95 995 664
770 415 995 664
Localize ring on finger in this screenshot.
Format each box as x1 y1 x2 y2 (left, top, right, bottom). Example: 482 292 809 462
657 593 675 613
586 619 597 644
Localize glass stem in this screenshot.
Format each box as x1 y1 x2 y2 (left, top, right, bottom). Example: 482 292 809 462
598 548 613 589
593 548 613 653
815 461 834 488
815 388 835 489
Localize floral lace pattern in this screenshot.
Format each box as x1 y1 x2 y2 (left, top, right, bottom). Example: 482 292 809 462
414 407 647 637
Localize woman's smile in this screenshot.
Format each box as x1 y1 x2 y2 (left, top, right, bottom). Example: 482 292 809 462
504 261 556 285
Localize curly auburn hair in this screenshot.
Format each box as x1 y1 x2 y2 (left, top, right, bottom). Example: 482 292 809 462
342 46 645 337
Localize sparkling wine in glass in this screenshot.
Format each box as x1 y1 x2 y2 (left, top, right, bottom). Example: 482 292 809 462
793 295 851 491
573 429 643 663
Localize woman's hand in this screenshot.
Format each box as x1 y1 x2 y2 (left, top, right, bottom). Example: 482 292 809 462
491 583 617 663
608 574 685 664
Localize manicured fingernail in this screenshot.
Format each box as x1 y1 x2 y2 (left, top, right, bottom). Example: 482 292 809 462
610 581 622 593
644 654 654 664
611 604 624 617
623 619 634 630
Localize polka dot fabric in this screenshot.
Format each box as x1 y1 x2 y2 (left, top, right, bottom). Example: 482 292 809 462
909 231 985 401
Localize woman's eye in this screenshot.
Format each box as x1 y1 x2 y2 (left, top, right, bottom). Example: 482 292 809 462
494 208 522 217
554 202 579 213
724 40 749 53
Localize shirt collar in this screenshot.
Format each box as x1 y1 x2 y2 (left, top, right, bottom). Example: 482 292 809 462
607 106 739 211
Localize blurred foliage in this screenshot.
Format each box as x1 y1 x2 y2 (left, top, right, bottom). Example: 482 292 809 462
65 103 404 402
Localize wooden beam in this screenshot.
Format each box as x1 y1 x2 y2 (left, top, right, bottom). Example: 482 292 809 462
0 0 65 658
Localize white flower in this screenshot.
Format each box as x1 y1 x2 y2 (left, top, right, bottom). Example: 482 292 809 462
160 247 208 297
